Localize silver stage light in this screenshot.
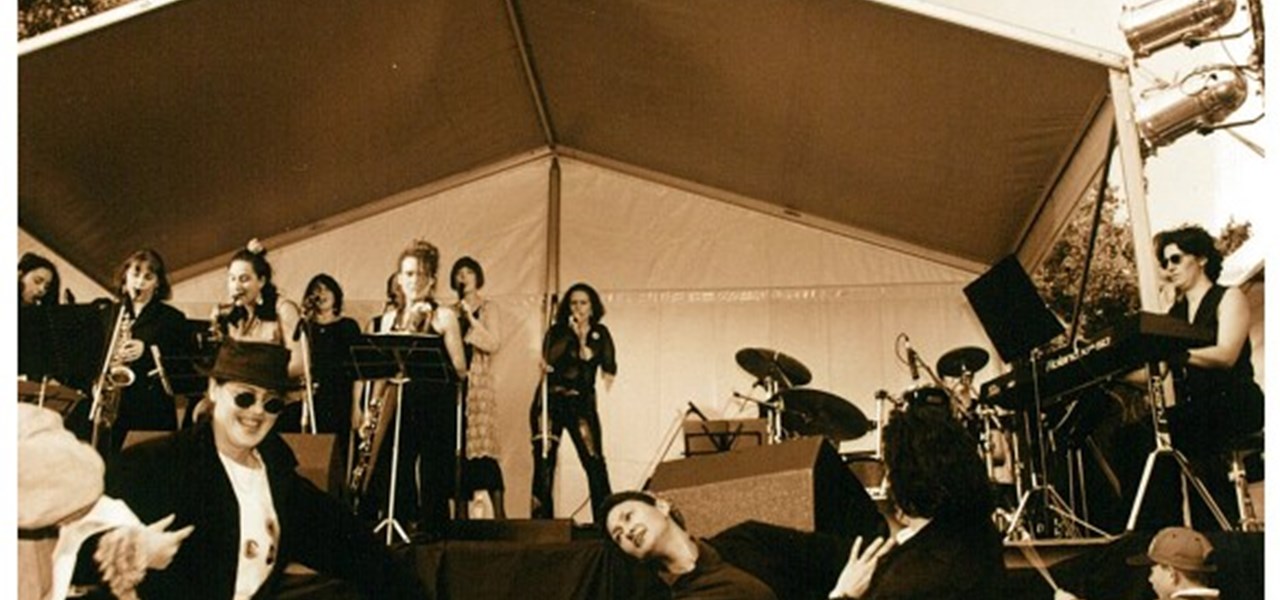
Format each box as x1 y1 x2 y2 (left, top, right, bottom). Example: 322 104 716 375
1120 0 1237 57
1133 66 1248 152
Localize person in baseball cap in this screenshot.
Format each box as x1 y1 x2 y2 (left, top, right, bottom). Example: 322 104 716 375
1052 526 1219 600
1126 526 1219 599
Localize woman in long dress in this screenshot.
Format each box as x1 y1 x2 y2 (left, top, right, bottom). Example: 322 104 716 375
450 256 505 519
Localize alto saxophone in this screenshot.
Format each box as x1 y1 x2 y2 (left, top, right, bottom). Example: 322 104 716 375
90 300 137 448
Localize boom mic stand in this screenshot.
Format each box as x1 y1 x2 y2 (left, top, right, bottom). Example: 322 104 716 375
1003 347 1110 541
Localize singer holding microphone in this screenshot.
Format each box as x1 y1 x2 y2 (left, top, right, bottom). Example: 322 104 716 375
195 240 304 425
530 282 617 522
106 249 193 452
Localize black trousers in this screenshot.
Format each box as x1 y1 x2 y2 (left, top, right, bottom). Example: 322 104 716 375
364 379 458 533
529 388 612 522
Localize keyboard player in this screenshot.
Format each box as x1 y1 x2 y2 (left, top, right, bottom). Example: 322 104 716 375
1152 225 1264 526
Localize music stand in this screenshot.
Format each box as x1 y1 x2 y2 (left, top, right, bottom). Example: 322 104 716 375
18 378 85 417
349 334 456 545
18 304 112 397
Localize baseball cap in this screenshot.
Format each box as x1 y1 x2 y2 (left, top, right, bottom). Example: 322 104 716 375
1126 527 1217 572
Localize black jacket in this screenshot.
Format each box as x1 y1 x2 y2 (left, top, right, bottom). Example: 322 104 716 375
861 518 1005 599
102 423 423 599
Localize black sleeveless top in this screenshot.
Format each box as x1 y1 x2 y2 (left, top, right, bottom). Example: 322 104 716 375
1168 284 1257 402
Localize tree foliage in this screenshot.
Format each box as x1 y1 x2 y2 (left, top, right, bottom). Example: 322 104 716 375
1032 186 1139 344
1032 185 1253 345
18 0 132 40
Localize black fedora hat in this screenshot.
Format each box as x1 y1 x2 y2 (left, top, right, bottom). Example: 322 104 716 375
200 339 295 391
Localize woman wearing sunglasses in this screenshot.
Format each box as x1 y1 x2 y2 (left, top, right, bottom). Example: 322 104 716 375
96 340 424 599
1155 224 1264 525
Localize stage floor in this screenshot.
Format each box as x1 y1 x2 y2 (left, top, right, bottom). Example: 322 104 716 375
272 526 1262 600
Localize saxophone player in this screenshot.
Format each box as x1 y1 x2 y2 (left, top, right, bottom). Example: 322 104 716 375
102 249 191 453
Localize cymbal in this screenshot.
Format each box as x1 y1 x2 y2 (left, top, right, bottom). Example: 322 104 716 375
772 388 871 442
936 346 989 379
735 348 812 387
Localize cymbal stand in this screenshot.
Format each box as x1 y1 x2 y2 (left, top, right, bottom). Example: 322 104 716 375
1004 348 1109 541
744 376 786 444
1124 361 1231 531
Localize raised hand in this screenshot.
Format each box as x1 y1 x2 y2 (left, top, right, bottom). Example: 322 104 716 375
828 535 895 599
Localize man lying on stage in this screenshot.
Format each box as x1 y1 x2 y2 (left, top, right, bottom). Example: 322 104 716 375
83 340 424 599
601 490 862 600
1053 526 1222 600
605 408 1005 599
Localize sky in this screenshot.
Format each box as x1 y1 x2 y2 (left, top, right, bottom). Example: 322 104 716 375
928 0 1271 260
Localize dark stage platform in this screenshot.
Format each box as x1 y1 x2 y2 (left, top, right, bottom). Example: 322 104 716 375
274 525 1262 599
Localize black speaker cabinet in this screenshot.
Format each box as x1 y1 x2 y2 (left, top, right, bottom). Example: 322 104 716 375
649 436 884 540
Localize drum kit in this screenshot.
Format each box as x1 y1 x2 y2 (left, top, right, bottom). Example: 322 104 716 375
731 344 1018 491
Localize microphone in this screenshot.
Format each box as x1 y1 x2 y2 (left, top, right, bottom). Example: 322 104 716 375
687 402 710 421
904 335 921 382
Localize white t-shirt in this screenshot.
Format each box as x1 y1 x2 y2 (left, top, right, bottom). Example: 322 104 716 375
218 451 280 600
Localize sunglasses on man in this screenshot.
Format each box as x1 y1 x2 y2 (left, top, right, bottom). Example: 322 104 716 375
233 391 286 415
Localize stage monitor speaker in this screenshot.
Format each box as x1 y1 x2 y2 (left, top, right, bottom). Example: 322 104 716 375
648 436 884 540
123 431 337 492
964 255 1064 363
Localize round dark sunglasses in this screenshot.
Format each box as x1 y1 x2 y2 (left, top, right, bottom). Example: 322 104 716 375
1161 253 1188 268
233 392 286 415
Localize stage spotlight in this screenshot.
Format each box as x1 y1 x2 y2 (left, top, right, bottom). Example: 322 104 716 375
1120 0 1237 57
1133 65 1248 152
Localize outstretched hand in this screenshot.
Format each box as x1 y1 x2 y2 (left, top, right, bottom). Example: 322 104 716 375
94 514 195 599
828 535 895 599
141 514 195 570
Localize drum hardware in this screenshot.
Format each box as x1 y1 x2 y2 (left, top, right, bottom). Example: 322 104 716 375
735 347 812 443
1124 361 1231 532
898 335 970 418
769 388 871 443
938 346 989 415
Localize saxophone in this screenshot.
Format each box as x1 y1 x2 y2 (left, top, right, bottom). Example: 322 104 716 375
90 301 137 448
347 380 389 505
345 301 437 508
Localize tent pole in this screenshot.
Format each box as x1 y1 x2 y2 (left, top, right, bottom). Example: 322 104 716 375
539 157 561 465
1108 70 1161 311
